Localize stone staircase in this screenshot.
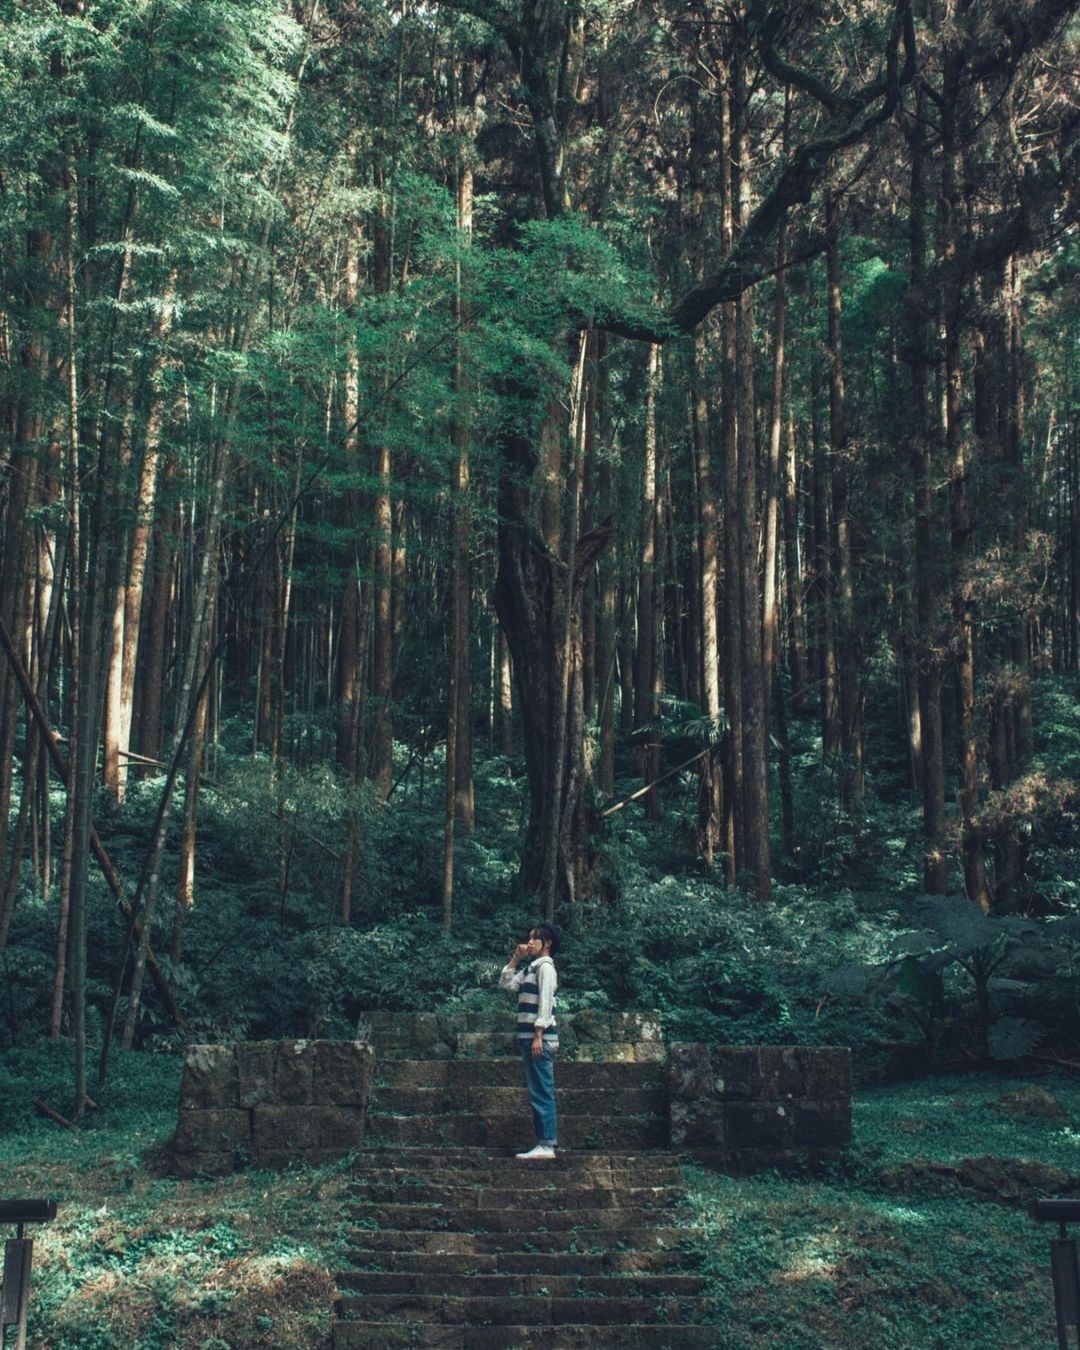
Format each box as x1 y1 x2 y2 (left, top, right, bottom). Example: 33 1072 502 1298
332 1057 719 1348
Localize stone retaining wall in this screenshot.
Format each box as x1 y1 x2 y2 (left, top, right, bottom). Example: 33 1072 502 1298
356 1010 665 1061
172 1040 373 1177
667 1043 852 1168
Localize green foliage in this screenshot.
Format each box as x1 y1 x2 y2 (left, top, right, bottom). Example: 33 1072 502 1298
827 897 1080 1064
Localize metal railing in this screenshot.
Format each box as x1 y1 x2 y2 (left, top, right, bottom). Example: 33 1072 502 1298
1 1201 57 1350
1032 1199 1080 1350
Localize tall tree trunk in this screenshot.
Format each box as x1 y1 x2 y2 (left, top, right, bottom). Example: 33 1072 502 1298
811 388 841 758
103 298 174 801
441 154 475 926
826 193 864 811
634 344 662 820
783 416 810 714
452 160 475 832
907 92 948 893
762 210 788 718
733 32 771 901
942 47 992 912
371 442 394 796
720 59 743 884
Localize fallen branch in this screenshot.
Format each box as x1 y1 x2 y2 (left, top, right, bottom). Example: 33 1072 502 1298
600 748 710 818
35 1098 78 1131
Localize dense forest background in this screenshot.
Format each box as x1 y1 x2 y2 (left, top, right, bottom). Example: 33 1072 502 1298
0 0 1078 1116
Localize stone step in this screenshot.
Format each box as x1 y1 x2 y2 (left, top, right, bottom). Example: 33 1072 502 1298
345 1203 683 1232
364 1115 669 1149
345 1227 702 1254
346 1182 686 1210
345 1164 685 1190
338 1271 707 1298
372 1086 668 1115
455 1033 519 1057
342 1250 698 1276
376 1061 666 1089
333 1322 722 1348
455 1034 666 1063
334 1294 711 1326
348 1146 676 1167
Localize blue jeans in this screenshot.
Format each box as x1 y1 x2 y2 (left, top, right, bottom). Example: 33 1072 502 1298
521 1041 558 1147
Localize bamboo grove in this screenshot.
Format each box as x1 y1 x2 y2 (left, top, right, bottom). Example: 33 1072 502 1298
0 0 1077 1105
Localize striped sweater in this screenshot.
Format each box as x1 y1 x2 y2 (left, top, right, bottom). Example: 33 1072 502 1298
499 955 558 1043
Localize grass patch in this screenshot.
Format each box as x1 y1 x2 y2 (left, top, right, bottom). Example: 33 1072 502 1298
0 1049 349 1349
684 1074 1073 1349
4 1056 1072 1347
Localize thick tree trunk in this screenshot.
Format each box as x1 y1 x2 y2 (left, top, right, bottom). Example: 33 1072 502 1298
942 51 992 912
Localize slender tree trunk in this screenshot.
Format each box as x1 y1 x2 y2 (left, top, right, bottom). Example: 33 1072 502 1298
692 325 723 864
733 34 771 900
811 389 841 757
907 94 948 893
441 155 475 926
826 193 863 811
634 344 662 820
371 442 394 796
763 210 787 719
452 160 475 832
720 60 743 883
783 416 810 714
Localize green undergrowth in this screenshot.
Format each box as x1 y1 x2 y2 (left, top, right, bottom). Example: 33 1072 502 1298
685 1072 1078 1349
4 1060 1074 1347
0 1051 349 1349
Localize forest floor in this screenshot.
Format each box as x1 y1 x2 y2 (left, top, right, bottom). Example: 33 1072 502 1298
0 1056 1075 1349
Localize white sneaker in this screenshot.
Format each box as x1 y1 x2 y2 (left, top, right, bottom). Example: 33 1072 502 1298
515 1144 556 1159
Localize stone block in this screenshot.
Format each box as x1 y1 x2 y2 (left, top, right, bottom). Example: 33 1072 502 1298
252 1103 319 1152
632 1041 667 1063
174 1108 250 1154
237 1041 278 1108
711 1047 755 1099
613 1012 663 1041
667 1043 712 1100
570 1009 613 1042
670 1100 725 1149
274 1040 313 1103
315 1105 366 1150
790 1099 852 1147
178 1044 238 1109
756 1046 806 1099
574 1042 635 1062
799 1047 852 1100
172 1150 235 1179
313 1040 373 1107
726 1100 794 1148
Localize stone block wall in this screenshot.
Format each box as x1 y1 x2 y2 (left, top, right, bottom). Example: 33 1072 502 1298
172 1040 373 1177
667 1043 852 1168
356 1010 665 1061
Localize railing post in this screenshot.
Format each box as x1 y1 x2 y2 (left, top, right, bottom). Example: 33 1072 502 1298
1032 1200 1080 1350
0 1201 58 1350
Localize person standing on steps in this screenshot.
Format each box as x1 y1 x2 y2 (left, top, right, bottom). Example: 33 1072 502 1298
499 924 560 1159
